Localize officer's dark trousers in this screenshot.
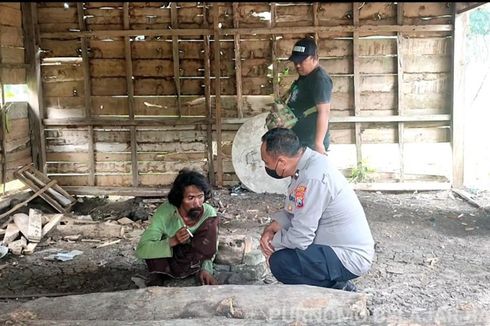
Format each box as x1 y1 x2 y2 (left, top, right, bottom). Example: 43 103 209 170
269 244 357 288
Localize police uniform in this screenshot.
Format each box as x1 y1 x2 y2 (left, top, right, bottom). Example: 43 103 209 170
269 147 375 287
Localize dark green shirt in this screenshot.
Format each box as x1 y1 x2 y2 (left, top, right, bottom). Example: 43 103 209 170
287 66 333 149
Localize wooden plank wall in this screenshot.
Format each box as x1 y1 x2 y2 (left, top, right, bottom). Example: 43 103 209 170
35 2 454 190
0 3 32 185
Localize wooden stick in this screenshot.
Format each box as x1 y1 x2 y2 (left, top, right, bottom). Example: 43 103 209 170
396 3 405 182
353 3 362 166
202 4 215 186
213 4 223 187
123 3 139 188
232 2 243 119
0 179 57 228
171 2 182 118
452 188 484 209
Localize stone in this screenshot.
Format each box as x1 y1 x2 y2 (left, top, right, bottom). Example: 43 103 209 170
243 250 266 266
215 234 254 265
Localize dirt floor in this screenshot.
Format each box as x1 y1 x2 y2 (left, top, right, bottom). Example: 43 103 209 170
1 187 489 324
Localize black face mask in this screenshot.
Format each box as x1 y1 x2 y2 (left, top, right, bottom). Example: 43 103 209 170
265 160 287 179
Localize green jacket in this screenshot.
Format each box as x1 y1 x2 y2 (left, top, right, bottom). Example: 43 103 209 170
136 201 217 274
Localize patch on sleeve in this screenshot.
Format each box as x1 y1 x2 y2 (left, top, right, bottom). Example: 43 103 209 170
295 186 307 208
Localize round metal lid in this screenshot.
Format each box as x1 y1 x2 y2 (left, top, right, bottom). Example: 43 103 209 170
231 113 289 195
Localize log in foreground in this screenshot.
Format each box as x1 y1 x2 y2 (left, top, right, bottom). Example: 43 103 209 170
1 285 368 323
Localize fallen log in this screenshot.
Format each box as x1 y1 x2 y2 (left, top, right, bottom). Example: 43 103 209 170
0 285 368 323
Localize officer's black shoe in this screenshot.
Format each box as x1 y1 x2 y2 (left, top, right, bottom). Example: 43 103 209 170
331 280 357 292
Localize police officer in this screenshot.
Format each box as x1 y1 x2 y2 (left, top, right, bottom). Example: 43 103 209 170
259 128 375 291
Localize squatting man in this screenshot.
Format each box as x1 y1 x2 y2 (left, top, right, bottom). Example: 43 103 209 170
136 168 219 286
259 128 375 291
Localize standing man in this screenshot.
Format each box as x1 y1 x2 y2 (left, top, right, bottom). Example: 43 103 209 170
287 37 333 154
259 128 374 291
136 169 219 286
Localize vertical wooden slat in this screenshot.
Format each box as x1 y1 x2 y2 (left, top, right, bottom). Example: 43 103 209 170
232 2 243 118
396 3 405 181
0 38 5 191
171 2 182 117
203 3 215 185
23 3 46 176
452 8 466 187
123 2 138 187
353 3 362 166
312 2 319 45
213 3 223 187
271 3 279 100
77 3 95 186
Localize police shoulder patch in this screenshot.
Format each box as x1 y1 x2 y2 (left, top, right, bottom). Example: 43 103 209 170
295 185 307 208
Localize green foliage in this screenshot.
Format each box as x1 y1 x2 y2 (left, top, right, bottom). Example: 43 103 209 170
469 7 490 36
350 161 375 183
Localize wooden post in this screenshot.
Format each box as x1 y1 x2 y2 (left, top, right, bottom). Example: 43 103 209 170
77 3 95 186
271 3 279 99
203 3 215 186
171 2 182 118
396 3 405 181
232 3 243 118
123 2 138 187
22 3 46 175
312 2 319 46
0 47 5 192
213 3 223 187
452 8 466 187
353 3 363 167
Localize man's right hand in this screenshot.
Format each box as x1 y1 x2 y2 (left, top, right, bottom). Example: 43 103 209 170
260 229 275 258
169 227 190 247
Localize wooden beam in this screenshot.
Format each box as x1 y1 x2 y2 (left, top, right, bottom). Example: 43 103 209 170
77 3 95 186
222 114 452 125
312 2 319 46
171 2 182 118
352 182 451 192
0 63 29 68
452 8 466 187
456 2 486 14
203 3 215 186
43 117 210 126
452 188 486 209
123 3 134 120
22 3 46 175
40 25 453 39
123 2 138 188
396 3 405 181
353 3 362 166
271 3 279 100
64 186 169 197
232 2 243 119
213 4 223 187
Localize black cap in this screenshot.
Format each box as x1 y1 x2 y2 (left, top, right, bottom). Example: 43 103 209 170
288 37 317 63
